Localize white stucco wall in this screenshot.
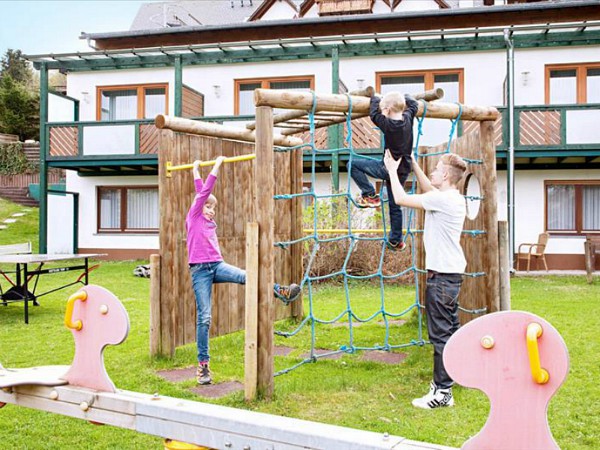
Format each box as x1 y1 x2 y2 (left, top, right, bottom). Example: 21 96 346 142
48 93 76 123
64 171 159 251
47 193 75 254
66 68 175 121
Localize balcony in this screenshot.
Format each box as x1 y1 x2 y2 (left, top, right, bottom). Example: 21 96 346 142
44 103 600 173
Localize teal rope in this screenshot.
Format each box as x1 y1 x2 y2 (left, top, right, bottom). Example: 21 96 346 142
273 96 488 377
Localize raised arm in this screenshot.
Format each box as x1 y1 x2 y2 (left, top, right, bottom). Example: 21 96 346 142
383 150 425 210
369 96 388 130
411 154 435 193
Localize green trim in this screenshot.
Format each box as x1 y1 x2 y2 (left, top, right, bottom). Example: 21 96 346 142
31 30 600 72
39 64 49 254
47 155 157 165
328 46 340 192
77 124 83 156
49 90 80 103
134 123 140 154
560 109 567 145
174 56 183 116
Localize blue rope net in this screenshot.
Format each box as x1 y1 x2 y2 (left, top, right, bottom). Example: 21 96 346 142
273 94 485 376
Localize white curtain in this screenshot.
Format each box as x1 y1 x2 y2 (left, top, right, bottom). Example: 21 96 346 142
380 75 425 96
101 89 137 121
587 69 600 103
547 185 575 230
583 185 600 230
127 188 159 229
144 88 166 119
239 83 261 115
549 70 577 105
100 189 121 229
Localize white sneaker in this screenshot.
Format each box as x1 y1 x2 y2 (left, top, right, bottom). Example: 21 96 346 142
412 381 454 409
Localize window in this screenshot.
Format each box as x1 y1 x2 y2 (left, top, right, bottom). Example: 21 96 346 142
302 181 313 208
235 76 315 115
98 186 159 233
97 84 168 121
546 63 600 104
545 181 600 234
376 69 464 103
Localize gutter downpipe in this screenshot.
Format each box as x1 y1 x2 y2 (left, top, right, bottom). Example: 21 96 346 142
504 29 515 269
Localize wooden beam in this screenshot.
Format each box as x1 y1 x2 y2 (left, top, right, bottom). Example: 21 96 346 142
254 89 498 121
480 120 500 313
149 253 161 356
254 106 275 399
155 115 303 147
244 222 259 402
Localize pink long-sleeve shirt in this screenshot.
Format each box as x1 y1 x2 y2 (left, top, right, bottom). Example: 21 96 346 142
186 174 223 264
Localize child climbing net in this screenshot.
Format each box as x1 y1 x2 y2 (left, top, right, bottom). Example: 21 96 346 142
273 92 486 376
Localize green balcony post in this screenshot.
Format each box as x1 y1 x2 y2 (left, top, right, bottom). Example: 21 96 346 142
328 46 340 192
175 56 183 117
39 63 49 254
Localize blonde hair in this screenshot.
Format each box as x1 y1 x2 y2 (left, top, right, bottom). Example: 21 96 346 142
440 153 468 185
195 193 218 205
380 92 406 114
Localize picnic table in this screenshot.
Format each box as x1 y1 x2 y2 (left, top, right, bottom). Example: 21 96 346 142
0 254 104 324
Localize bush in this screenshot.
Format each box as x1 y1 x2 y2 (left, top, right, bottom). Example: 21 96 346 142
0 142 33 174
302 196 413 284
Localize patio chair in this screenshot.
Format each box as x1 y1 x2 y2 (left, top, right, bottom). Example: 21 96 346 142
517 233 549 272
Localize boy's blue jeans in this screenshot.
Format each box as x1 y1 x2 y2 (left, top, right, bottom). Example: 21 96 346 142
190 261 245 363
348 158 408 244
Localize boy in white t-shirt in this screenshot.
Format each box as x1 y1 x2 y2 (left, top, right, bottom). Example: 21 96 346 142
384 150 468 410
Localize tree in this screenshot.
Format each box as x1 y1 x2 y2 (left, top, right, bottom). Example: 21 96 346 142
0 49 34 87
0 75 39 141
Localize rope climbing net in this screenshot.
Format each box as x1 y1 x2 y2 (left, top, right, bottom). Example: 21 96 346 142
273 93 486 376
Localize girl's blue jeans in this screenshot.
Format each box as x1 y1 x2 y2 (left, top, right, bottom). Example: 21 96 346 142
190 261 246 363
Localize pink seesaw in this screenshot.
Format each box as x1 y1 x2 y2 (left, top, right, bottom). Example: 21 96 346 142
444 311 569 450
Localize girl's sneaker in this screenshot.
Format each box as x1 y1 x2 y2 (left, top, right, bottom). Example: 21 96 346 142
274 283 301 303
196 362 212 385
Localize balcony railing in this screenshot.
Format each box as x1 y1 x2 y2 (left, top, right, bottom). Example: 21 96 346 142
45 103 600 161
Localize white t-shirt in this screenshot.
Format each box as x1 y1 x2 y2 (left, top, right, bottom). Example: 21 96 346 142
421 189 467 274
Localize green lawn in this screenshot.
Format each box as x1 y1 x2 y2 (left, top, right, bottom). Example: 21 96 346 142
0 200 598 449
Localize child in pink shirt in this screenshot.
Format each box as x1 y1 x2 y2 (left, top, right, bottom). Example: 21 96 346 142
187 157 300 385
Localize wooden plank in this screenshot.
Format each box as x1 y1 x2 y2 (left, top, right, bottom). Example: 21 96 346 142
245 222 259 401
480 120 500 314
181 135 195 345
158 130 175 357
254 106 275 398
290 140 304 319
150 253 161 356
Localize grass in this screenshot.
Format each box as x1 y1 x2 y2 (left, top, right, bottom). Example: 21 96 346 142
0 200 598 449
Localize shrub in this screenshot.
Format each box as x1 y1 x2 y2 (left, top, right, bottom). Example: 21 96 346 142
0 142 33 174
302 196 413 284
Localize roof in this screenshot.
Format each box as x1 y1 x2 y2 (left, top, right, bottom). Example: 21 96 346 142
80 0 600 50
129 0 304 29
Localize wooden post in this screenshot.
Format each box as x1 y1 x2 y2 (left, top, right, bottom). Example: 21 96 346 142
584 238 594 284
244 223 259 401
149 253 161 356
480 121 500 313
291 133 304 320
254 89 499 121
498 221 511 311
155 115 302 147
254 106 275 399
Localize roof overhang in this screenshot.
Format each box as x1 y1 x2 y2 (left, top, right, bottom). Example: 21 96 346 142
81 1 600 50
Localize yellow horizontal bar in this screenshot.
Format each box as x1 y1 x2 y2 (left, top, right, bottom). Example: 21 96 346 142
166 154 256 174
303 229 386 234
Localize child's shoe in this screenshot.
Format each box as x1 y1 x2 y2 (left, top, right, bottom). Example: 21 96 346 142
356 194 381 208
386 240 406 252
412 381 454 409
196 362 212 385
274 283 301 304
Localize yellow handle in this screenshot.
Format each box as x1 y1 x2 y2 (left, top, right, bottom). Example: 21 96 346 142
166 154 256 177
65 290 88 331
526 322 550 384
